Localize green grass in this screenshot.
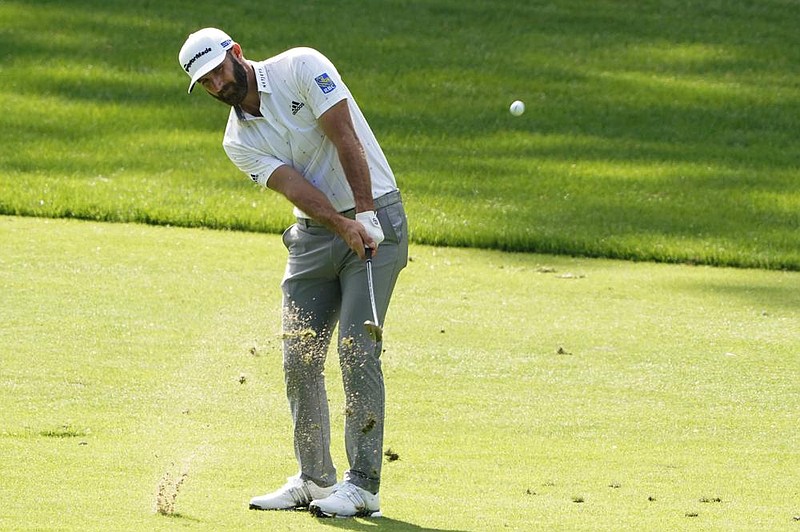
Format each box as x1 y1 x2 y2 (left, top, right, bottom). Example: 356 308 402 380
1 215 798 530
1 0 799 269
1 0 799 529
2 2 799 530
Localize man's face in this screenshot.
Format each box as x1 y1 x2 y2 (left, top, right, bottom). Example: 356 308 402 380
199 51 248 107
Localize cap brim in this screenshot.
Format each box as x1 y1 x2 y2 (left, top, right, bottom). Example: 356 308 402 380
186 52 227 94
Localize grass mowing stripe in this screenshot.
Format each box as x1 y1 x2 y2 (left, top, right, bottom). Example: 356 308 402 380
1 0 799 269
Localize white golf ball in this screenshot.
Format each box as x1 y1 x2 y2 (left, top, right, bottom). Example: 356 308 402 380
509 100 525 116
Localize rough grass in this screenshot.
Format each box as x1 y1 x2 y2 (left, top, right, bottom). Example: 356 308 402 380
0 0 799 269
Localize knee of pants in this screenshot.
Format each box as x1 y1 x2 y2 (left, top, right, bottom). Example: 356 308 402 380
338 334 382 368
339 347 383 392
283 338 327 382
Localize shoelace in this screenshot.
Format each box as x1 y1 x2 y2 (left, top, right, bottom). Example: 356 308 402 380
334 483 365 508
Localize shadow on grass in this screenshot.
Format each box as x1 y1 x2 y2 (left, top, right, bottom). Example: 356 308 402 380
679 279 800 312
316 516 467 532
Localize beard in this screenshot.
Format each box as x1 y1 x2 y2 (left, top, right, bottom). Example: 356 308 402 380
212 57 249 107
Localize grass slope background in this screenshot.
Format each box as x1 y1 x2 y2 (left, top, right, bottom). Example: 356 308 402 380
1 0 799 269
1 216 798 531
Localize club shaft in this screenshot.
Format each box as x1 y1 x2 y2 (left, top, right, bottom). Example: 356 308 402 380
365 252 380 326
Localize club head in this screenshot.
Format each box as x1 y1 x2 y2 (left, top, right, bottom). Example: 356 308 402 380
364 320 383 342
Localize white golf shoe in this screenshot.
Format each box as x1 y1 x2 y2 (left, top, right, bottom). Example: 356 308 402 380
249 475 335 511
309 481 381 518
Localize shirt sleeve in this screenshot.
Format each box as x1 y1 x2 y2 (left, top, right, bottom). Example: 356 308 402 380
222 136 284 188
293 48 351 118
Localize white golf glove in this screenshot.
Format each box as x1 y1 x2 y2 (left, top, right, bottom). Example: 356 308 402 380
355 210 384 247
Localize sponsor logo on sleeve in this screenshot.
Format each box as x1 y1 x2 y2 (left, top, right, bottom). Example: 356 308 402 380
314 73 336 94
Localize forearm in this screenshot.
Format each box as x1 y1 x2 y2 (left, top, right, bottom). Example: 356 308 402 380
336 137 374 213
267 165 349 233
267 165 373 259
319 100 374 213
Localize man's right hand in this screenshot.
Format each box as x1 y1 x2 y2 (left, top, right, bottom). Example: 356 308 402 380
336 216 375 260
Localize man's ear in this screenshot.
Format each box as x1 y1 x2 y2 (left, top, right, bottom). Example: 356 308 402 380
231 42 243 58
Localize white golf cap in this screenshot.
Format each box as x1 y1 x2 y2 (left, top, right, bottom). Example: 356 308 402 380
178 27 234 93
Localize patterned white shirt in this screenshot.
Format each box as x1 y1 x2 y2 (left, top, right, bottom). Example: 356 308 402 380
222 47 398 217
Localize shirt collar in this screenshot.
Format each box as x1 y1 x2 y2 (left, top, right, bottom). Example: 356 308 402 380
234 60 271 120
252 60 271 93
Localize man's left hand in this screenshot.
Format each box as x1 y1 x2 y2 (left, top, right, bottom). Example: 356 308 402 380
356 211 385 249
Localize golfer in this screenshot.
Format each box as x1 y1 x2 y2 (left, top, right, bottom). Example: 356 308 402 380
178 28 408 518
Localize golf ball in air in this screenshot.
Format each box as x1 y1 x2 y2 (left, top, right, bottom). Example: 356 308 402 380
509 100 525 116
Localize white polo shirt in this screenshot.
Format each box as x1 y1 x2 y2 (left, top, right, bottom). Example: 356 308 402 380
221 47 398 218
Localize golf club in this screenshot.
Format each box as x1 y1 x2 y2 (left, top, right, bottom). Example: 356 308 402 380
363 247 383 342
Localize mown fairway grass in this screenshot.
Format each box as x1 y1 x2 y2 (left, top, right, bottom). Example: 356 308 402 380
1 216 798 531
1 0 798 269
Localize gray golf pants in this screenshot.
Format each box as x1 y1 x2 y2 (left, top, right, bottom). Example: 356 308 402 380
280 191 407 494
